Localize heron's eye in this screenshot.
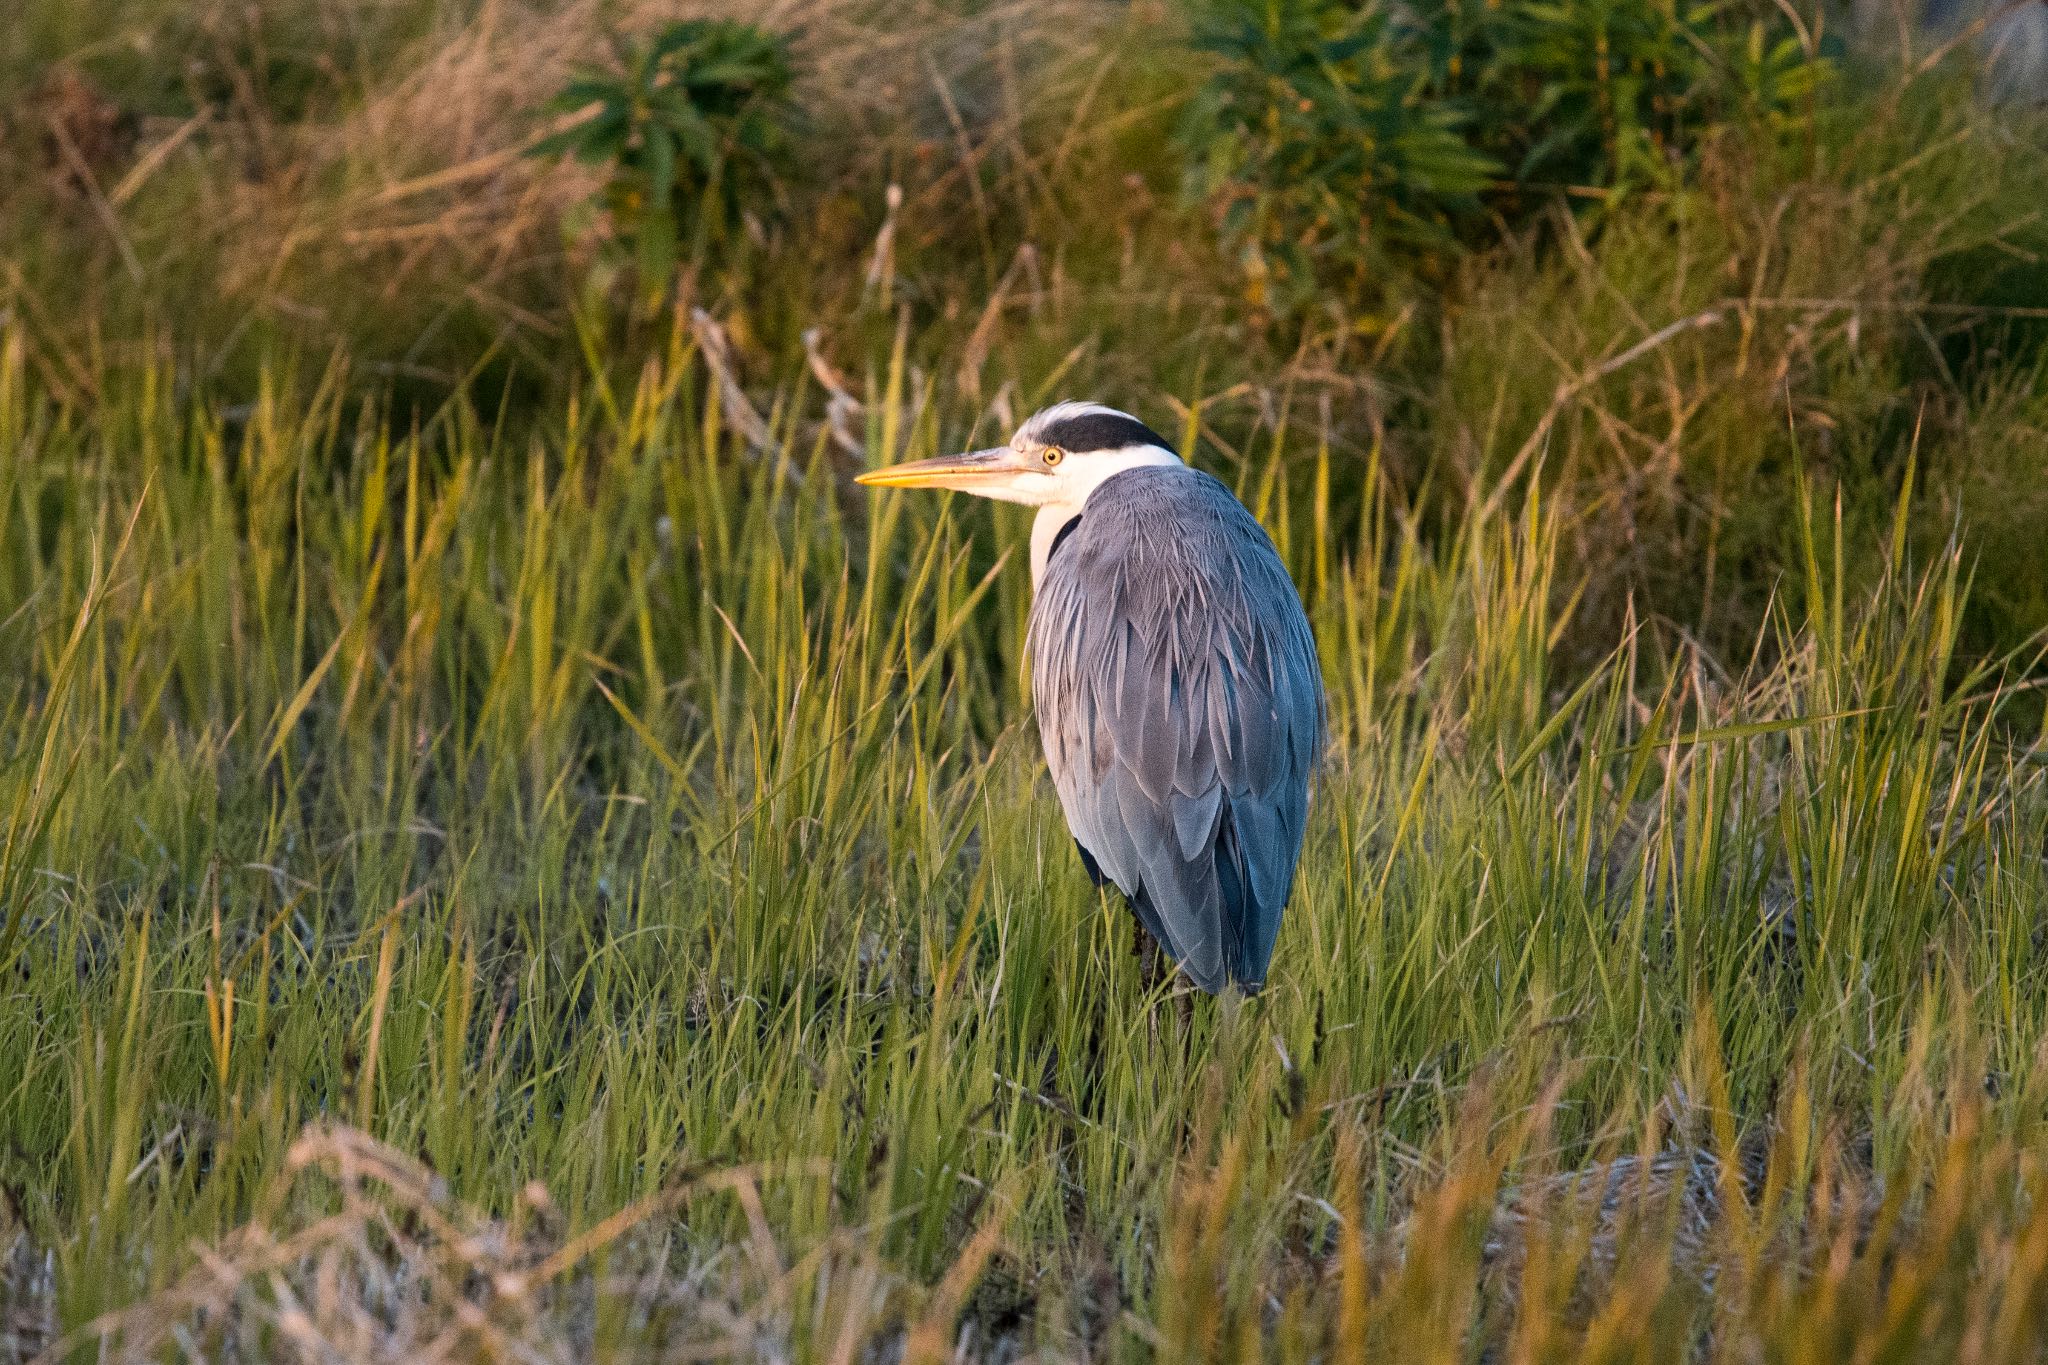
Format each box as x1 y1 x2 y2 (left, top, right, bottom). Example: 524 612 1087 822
1042 447 1064 467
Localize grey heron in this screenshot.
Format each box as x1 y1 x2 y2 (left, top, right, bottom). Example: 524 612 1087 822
857 402 1326 993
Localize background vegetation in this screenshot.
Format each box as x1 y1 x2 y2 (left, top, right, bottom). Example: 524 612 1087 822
1 0 2045 1357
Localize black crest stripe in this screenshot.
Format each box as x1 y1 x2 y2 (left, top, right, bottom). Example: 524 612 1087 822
1041 411 1173 455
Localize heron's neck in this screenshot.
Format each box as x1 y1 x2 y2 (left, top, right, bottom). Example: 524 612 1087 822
1027 446 1180 588
1029 505 1080 588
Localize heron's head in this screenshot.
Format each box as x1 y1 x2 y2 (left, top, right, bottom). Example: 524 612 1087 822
855 402 1180 508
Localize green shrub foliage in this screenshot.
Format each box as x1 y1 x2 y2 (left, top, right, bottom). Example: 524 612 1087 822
1182 0 1837 315
533 19 799 306
1181 0 1500 313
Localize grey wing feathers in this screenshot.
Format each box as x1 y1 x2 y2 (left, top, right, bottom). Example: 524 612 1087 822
1027 467 1326 991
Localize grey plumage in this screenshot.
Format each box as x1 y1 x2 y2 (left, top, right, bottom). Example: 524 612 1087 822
1027 466 1326 992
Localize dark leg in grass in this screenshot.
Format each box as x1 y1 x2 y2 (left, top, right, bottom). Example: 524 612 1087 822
1078 842 1192 1023
1131 914 1194 1029
1133 916 1167 987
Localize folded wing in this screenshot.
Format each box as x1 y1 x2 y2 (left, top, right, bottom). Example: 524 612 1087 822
1027 467 1326 991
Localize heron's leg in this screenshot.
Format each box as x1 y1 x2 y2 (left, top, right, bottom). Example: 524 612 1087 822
1129 914 1196 1027
1132 917 1167 987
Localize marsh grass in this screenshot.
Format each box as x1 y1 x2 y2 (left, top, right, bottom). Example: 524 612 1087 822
4 1 2048 1356
1 308 2046 1358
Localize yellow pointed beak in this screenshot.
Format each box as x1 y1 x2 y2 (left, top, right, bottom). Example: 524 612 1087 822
855 447 1033 490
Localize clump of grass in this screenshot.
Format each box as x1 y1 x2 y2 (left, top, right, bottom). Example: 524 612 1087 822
29 1023 2048 1358
1 297 2044 1355
3 0 2042 661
